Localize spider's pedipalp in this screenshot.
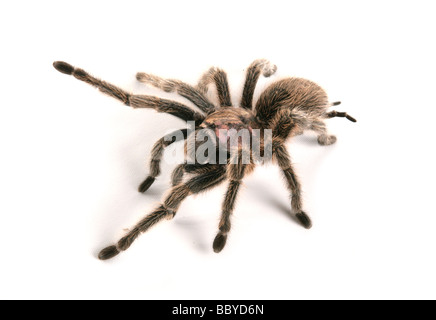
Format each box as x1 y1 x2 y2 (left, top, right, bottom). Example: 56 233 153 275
138 128 189 193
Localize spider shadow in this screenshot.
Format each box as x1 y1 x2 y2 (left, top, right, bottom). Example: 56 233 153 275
292 133 320 147
173 216 212 253
92 187 166 256
247 181 302 227
169 185 228 254
246 133 334 228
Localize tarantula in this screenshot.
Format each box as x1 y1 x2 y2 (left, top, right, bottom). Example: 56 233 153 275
53 59 356 260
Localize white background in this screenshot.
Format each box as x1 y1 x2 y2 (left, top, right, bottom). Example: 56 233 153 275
1 0 435 300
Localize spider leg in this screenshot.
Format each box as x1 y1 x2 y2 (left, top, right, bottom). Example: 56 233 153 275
197 67 232 107
130 95 205 121
142 144 214 194
273 143 312 229
170 163 186 187
53 61 131 104
271 108 295 140
240 59 277 110
136 73 215 114
213 151 255 253
53 61 204 122
138 128 188 193
326 110 357 123
213 180 242 253
99 164 227 260
310 120 337 146
171 162 215 186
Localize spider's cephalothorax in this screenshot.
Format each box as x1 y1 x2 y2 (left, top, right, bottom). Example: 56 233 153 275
199 107 260 151
53 59 356 260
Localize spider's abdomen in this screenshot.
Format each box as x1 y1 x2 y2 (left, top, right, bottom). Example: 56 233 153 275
255 78 329 125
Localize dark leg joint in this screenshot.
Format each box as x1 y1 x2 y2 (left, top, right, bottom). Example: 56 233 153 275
124 94 131 106
166 208 176 219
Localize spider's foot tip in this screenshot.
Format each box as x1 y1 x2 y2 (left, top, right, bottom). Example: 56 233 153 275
138 176 155 193
98 245 120 260
213 233 227 253
347 115 357 123
317 135 337 146
53 61 74 75
296 212 312 229
263 64 277 77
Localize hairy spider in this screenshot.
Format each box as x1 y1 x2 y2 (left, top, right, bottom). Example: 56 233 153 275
53 59 356 260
